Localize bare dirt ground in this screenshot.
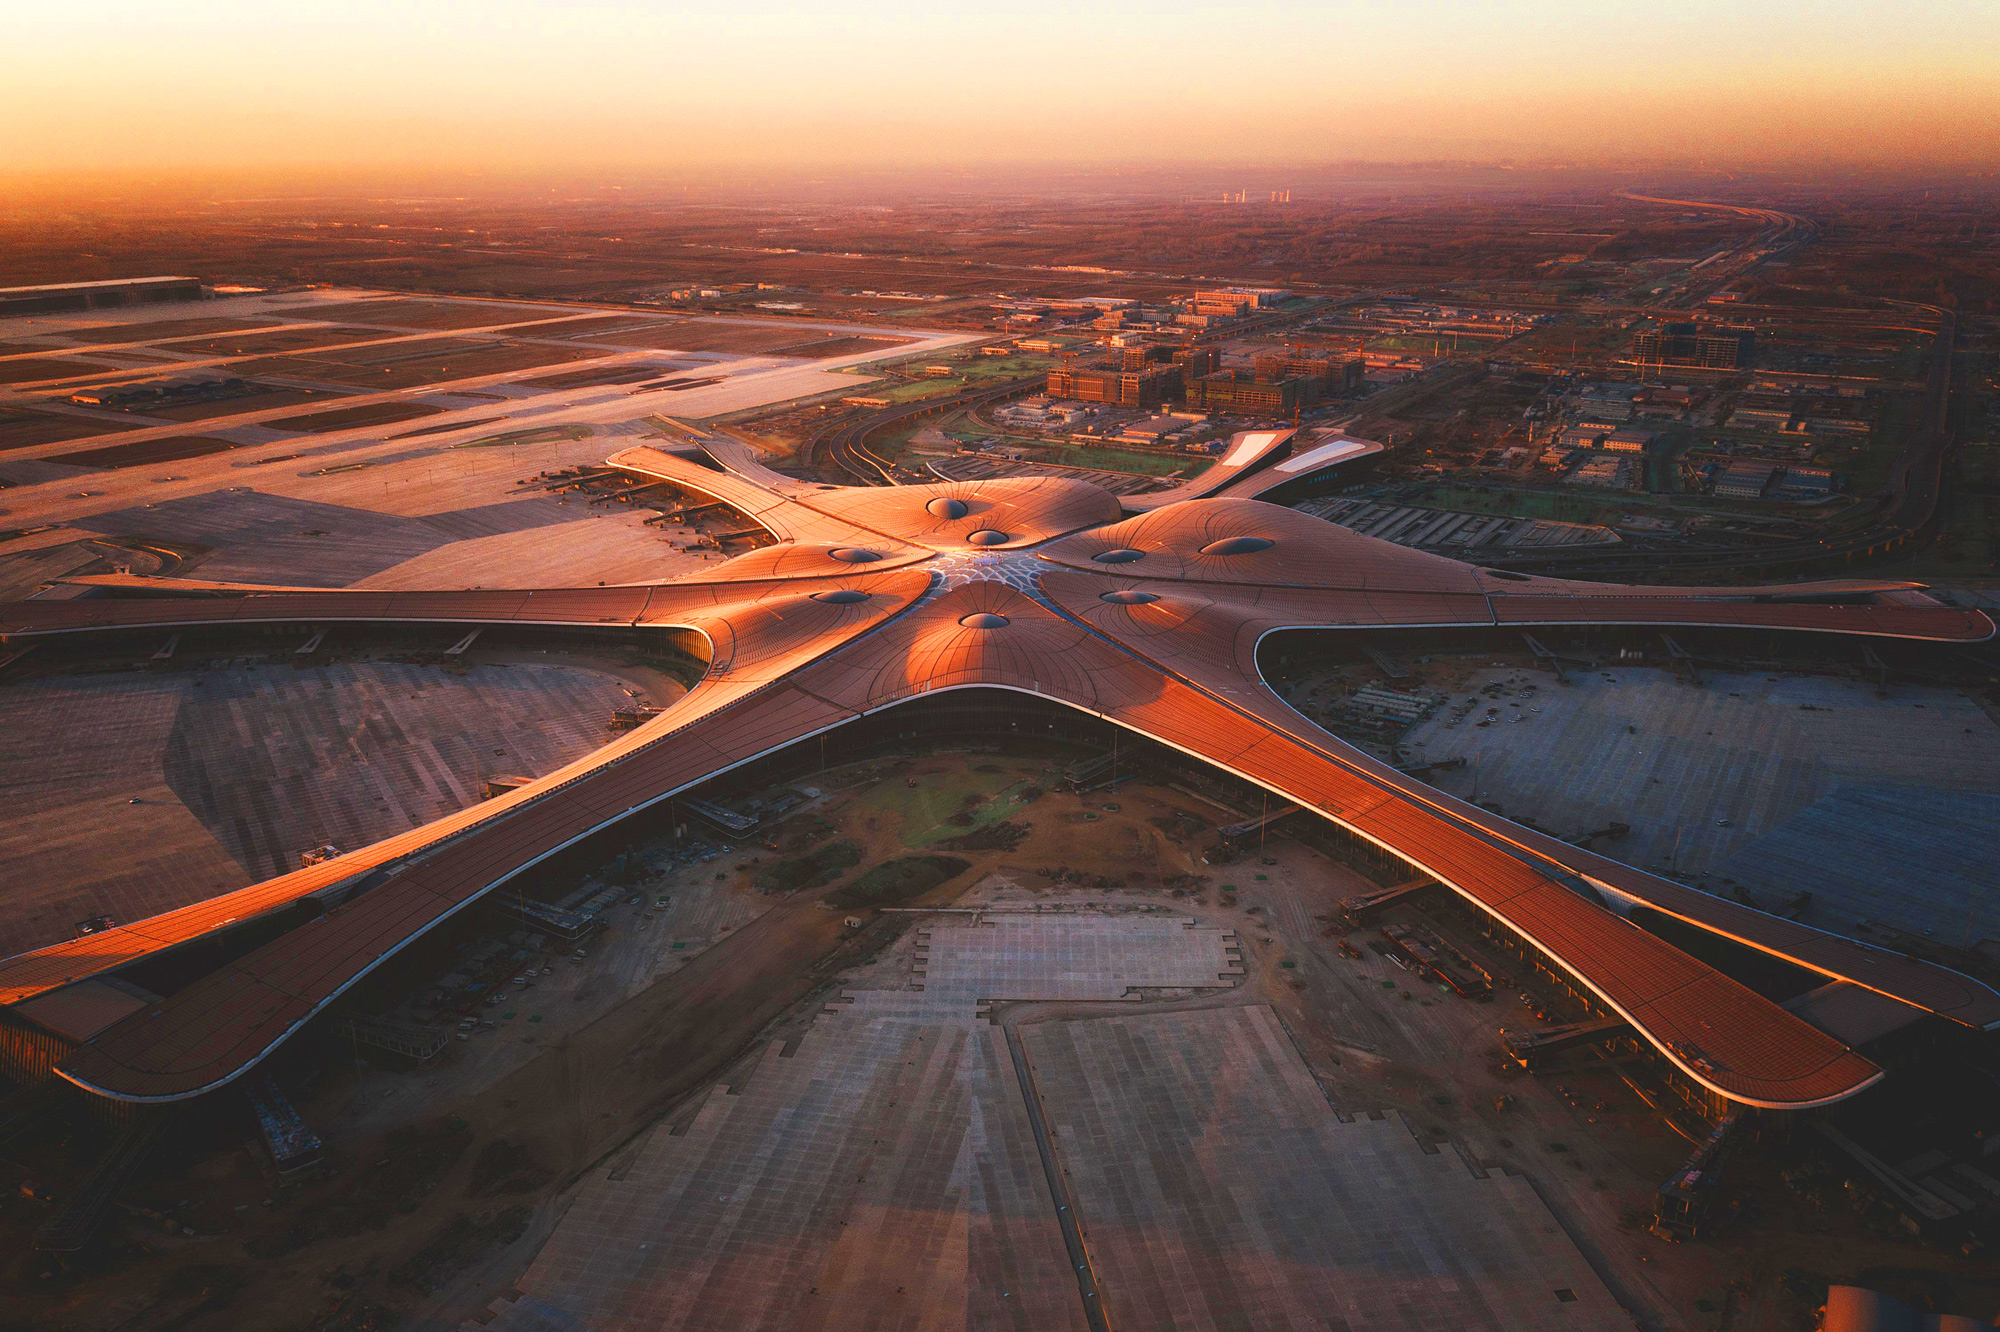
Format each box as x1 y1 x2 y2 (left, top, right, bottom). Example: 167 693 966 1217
3 751 1989 1332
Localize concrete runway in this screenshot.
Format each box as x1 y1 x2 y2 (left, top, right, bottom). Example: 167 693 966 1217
0 287 975 594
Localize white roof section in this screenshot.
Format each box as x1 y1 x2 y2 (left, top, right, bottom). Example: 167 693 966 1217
1273 436 1383 474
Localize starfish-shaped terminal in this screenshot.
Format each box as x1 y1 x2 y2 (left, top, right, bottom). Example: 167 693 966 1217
1 427 1994 1111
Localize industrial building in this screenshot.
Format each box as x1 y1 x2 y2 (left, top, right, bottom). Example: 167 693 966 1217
0 276 203 315
1568 382 1643 421
1189 287 1284 318
1185 368 1304 415
1044 362 1178 409
1182 351 1360 416
1633 321 1757 370
1253 349 1366 395
1775 464 1837 497
1566 455 1634 488
1729 392 1797 430
991 397 1092 431
1714 459 1779 498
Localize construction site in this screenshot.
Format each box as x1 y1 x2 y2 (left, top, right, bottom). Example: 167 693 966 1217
0 624 1992 1328
5 670 1996 1329
0 729 1677 1329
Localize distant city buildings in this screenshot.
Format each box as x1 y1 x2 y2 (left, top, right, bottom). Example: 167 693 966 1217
1046 337 1359 421
1188 287 1285 319
1078 287 1291 338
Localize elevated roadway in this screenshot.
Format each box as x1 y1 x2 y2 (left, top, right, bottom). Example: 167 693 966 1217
808 376 1044 484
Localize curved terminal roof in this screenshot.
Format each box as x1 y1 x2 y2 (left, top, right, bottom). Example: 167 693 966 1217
2 433 1992 1106
804 475 1124 551
607 440 1120 554
0 574 931 1006
1043 499 1501 590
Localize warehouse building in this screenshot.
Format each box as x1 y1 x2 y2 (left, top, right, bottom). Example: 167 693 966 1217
1714 460 1778 499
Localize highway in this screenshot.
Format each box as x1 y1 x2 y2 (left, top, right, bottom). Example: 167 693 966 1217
1614 193 1818 311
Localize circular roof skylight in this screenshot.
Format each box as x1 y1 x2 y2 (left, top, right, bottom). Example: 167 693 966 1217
1198 536 1274 556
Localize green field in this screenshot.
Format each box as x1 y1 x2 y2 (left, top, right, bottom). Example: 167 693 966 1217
852 764 1041 848
873 378 967 405
1410 478 1838 529
1888 449 2000 584
868 355 1049 405
1503 321 1631 359
1893 340 1931 381
868 418 939 466
1363 333 1451 353
956 354 1054 381
1042 444 1210 478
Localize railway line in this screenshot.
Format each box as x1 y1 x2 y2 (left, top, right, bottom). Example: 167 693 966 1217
1615 193 1818 310
807 376 1044 484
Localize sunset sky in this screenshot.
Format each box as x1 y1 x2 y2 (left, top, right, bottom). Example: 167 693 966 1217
9 1 1998 180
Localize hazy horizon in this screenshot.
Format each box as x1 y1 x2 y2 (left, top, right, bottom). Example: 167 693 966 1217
9 0 1998 192
4 161 1997 218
